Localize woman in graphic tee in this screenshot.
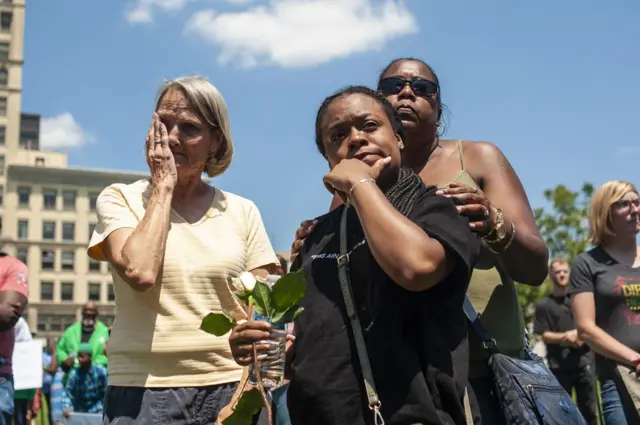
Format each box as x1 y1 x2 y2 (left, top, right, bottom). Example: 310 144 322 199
569 181 640 425
229 86 479 425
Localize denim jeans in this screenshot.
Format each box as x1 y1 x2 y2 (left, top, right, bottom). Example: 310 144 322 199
601 380 628 425
0 373 14 425
271 385 291 425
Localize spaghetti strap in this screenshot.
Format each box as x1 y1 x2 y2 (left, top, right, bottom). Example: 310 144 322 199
457 140 465 170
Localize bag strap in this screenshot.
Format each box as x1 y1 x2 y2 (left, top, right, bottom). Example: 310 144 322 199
337 207 384 425
462 296 499 355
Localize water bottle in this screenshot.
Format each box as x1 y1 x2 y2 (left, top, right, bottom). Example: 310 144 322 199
248 275 287 390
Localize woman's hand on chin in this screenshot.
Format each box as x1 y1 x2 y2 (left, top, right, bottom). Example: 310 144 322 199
323 156 391 202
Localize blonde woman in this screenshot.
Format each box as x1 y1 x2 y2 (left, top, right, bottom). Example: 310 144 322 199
88 76 278 424
569 181 640 425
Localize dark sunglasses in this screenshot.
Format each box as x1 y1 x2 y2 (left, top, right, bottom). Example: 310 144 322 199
378 77 439 98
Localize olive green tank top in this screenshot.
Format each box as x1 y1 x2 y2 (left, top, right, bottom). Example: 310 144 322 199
445 141 526 378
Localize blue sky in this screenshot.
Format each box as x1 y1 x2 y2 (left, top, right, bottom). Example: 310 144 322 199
23 0 640 251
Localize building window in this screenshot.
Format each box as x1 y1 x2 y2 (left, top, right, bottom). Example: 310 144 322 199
18 186 30 207
60 282 74 301
40 281 54 301
62 190 76 210
0 97 6 116
0 155 4 175
61 251 74 271
62 222 75 241
0 12 11 32
0 68 7 86
16 247 27 265
0 42 7 61
41 250 55 271
37 314 76 333
0 126 4 145
107 283 115 302
88 223 96 239
17 219 28 239
88 257 101 272
43 189 57 210
42 221 55 240
88 283 101 302
35 157 44 166
89 192 99 211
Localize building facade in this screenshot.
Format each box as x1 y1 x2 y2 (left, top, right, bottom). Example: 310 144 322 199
2 152 147 336
0 0 149 336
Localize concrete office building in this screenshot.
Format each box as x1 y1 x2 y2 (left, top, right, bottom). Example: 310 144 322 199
0 0 147 336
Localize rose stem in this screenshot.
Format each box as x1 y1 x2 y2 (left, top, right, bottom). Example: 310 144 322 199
249 299 273 424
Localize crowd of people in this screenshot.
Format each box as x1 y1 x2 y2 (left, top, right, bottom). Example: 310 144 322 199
0 57 638 425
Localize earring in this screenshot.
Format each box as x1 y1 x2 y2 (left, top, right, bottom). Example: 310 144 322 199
398 141 405 150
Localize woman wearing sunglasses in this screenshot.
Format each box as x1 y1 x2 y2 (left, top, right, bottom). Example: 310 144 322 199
291 58 549 424
230 86 480 425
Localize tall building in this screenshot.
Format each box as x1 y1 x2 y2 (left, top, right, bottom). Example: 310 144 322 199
3 153 146 336
0 0 148 336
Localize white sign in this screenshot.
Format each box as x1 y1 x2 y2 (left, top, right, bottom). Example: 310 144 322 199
12 340 43 390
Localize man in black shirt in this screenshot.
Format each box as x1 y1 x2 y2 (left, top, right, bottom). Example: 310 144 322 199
533 259 597 425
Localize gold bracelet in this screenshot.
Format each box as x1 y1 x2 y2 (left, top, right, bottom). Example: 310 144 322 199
348 178 376 196
488 221 516 254
482 208 504 244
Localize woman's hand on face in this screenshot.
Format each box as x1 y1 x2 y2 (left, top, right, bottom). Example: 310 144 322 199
435 182 497 235
291 220 316 262
229 320 273 366
323 157 391 203
146 113 178 191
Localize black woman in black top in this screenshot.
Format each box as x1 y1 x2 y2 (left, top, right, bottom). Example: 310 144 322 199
229 86 479 425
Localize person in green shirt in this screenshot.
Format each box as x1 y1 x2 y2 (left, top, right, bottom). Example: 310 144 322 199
56 302 109 377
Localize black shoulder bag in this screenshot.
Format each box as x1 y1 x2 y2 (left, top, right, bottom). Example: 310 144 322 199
464 296 588 424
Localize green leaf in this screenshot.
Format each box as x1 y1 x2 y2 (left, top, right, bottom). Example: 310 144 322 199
222 388 264 425
271 305 304 325
249 295 266 317
252 282 273 318
271 269 306 311
200 312 236 337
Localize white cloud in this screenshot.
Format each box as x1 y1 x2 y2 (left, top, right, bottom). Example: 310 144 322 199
184 0 418 68
125 0 189 24
40 113 95 150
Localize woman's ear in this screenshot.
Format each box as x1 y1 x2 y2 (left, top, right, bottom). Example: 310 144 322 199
396 133 404 151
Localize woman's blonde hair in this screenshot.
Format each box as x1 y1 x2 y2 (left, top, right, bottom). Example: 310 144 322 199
588 180 638 246
156 76 234 177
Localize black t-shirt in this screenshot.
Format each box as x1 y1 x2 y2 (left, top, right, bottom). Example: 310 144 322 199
288 185 480 425
533 294 590 370
568 246 640 380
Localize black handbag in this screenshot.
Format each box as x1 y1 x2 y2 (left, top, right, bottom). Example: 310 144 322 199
463 297 588 424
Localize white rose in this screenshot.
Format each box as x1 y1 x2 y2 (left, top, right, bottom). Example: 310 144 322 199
236 272 257 295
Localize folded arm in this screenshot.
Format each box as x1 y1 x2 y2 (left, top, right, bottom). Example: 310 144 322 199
350 183 455 292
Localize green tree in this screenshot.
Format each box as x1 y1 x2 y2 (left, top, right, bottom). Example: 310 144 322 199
516 183 595 328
